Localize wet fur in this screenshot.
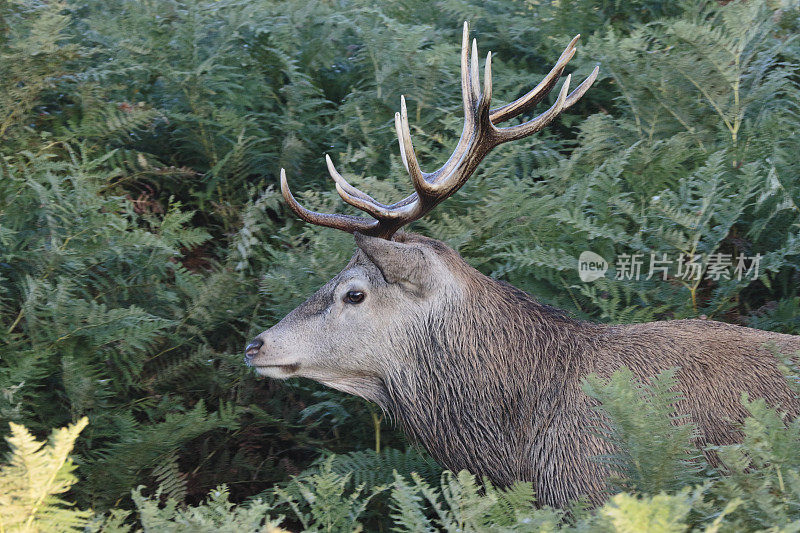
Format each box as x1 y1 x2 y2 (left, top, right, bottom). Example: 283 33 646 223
372 234 800 507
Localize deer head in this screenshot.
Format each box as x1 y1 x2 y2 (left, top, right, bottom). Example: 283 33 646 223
246 22 598 404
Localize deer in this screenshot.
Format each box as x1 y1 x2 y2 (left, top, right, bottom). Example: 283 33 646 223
245 23 800 508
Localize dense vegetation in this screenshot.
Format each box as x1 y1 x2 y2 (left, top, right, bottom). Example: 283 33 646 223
0 0 798 530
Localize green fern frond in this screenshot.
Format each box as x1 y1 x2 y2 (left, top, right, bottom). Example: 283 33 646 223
151 450 188 505
582 367 704 495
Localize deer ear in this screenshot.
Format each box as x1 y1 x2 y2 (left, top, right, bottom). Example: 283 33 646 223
354 233 433 289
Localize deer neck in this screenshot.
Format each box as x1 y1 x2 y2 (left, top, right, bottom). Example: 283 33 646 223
382 278 589 484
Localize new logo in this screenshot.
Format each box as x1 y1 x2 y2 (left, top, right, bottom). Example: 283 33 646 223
578 251 608 282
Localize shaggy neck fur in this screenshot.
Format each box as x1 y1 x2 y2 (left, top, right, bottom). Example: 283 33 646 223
380 271 612 507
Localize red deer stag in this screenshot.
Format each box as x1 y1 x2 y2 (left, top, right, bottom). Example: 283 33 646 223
246 23 800 508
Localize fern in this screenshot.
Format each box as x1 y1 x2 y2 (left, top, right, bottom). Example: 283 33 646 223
151 450 189 505
83 401 240 509
5 382 800 532
582 367 704 495
0 417 90 532
93 485 286 533
273 456 378 533
1 0 799 519
597 489 697 533
389 470 564 532
749 297 800 334
298 447 441 492
0 0 82 140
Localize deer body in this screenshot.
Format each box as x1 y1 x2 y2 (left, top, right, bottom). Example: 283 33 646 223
249 233 800 507
246 24 800 508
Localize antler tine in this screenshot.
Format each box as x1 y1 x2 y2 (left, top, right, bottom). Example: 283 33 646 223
461 21 475 117
325 155 411 220
483 51 493 108
489 34 579 124
325 154 371 203
493 74 571 143
394 113 410 173
564 65 599 108
489 64 597 143
396 95 432 202
280 169 379 233
471 38 480 102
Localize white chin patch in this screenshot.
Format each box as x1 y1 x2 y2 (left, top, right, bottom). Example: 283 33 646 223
254 364 299 379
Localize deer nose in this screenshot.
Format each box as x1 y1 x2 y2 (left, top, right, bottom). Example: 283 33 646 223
244 338 264 364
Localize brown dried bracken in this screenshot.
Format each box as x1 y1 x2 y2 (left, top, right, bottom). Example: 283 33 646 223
280 22 599 239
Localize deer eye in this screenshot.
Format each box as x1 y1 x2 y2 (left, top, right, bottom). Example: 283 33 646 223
344 290 365 304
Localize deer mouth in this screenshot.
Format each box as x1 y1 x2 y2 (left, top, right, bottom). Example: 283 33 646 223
253 363 300 378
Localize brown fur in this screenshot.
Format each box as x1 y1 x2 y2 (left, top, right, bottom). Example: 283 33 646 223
251 233 800 508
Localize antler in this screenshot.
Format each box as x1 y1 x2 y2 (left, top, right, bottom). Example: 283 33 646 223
280 22 599 239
